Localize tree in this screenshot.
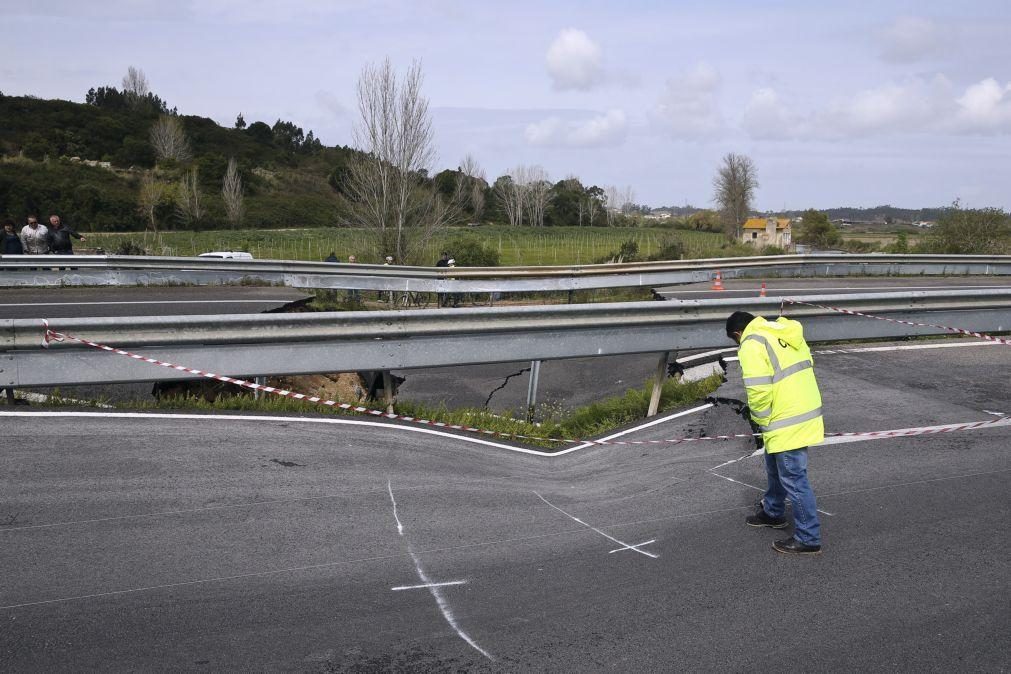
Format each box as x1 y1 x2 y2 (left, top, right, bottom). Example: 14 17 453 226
493 168 530 227
586 185 604 226
149 115 192 163
137 173 166 232
222 157 244 228
343 59 460 262
796 209 841 248
460 154 486 222
234 113 246 129
926 201 1010 254
525 166 552 227
122 66 150 110
175 167 205 226
713 153 759 239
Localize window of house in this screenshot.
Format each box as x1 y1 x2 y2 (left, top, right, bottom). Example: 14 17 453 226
752 232 758 239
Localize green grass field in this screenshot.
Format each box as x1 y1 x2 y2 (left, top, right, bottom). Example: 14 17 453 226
85 226 737 266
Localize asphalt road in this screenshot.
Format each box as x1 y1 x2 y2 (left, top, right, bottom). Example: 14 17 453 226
655 276 1011 300
0 286 312 319
1 341 1007 671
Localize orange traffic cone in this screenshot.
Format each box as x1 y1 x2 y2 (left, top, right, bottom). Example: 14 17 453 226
759 282 767 297
711 270 725 291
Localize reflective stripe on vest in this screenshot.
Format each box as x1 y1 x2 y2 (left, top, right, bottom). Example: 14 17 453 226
750 406 772 418
742 333 780 371
757 406 823 432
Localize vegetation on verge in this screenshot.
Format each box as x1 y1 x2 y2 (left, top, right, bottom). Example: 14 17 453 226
115 373 724 450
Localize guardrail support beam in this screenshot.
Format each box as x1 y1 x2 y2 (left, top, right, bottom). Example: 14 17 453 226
647 351 671 417
526 360 542 421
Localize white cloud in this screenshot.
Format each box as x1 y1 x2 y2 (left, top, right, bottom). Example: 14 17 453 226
546 28 604 91
953 78 1011 132
652 62 723 138
741 75 1011 140
879 16 942 63
525 110 628 147
741 88 797 140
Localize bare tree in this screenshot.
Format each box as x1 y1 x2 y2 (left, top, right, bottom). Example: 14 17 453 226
122 66 150 109
137 173 165 233
175 167 205 225
460 154 487 223
525 166 552 227
222 157 244 228
604 185 620 226
343 58 459 262
620 186 636 215
150 115 192 163
494 165 531 227
712 153 759 239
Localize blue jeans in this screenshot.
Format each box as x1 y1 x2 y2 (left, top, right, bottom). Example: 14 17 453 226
762 447 821 546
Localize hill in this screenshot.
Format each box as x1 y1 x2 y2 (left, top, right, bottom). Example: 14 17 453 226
0 92 360 231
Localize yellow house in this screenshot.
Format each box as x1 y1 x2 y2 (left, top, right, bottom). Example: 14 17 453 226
742 217 792 248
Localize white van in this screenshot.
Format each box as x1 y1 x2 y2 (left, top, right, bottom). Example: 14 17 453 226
198 251 254 260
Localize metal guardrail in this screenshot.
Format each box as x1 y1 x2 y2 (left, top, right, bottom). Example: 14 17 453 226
1 254 1009 292
3 289 1009 387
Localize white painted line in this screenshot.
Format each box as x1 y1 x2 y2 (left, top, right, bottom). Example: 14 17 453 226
0 406 715 458
0 299 299 308
533 492 659 559
386 482 493 661
708 472 833 516
561 403 715 453
391 580 467 591
710 448 764 471
608 539 656 554
387 479 404 536
983 410 1006 416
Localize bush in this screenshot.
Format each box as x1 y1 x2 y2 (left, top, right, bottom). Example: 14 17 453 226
113 239 146 255
760 245 786 255
442 234 500 266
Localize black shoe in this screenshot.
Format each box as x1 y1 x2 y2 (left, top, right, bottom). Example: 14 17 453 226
746 503 788 529
773 537 822 555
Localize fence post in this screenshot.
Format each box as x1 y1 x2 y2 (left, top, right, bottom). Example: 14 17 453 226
647 351 671 417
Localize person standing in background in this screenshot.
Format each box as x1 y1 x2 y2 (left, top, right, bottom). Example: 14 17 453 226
2 220 24 255
19 215 49 255
47 214 85 255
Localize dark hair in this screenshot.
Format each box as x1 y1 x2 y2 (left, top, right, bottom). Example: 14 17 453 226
726 311 756 340
2 219 14 227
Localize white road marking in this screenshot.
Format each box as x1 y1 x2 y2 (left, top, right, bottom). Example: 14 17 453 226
533 492 659 559
708 471 834 516
391 581 467 591
982 410 1006 416
387 479 404 536
0 407 714 458
710 448 764 471
562 403 714 452
608 539 656 554
386 482 493 661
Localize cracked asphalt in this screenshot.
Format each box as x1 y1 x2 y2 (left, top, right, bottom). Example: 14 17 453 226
0 340 1007 671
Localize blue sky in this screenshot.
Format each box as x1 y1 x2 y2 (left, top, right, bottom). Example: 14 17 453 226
4 0 1011 209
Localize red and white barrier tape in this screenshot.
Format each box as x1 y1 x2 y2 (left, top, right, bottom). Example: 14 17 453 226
38 320 1010 447
781 298 1011 345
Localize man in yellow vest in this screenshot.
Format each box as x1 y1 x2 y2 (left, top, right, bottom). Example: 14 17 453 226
726 311 824 555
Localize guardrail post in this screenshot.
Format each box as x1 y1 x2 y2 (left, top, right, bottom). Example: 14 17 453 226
382 370 395 414
254 376 266 400
526 360 542 421
647 351 671 417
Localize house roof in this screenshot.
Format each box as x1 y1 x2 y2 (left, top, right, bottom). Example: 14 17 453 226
743 217 791 230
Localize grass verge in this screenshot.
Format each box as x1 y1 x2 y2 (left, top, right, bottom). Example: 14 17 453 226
111 373 723 450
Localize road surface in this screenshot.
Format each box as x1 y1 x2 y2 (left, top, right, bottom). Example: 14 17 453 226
1 340 1007 671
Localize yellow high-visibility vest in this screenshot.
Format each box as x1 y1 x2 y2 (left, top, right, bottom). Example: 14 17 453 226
738 316 825 453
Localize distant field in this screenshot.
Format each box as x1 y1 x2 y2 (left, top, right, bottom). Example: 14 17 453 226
841 232 925 245
85 226 734 266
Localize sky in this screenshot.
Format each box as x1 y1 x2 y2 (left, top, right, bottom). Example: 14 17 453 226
3 0 1011 210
